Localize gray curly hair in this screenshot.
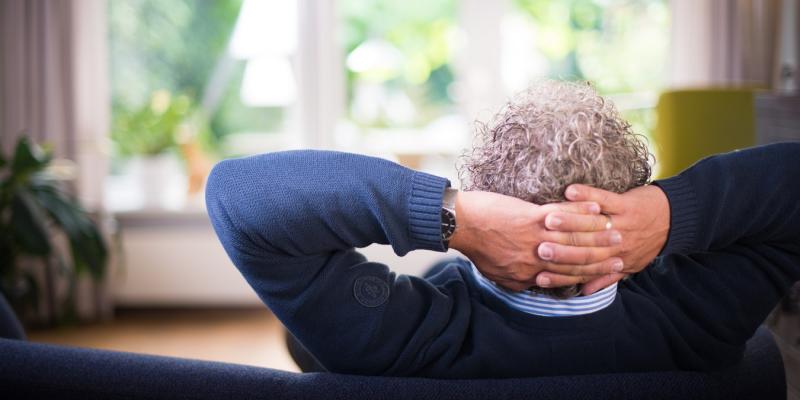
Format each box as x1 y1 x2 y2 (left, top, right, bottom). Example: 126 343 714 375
458 80 653 298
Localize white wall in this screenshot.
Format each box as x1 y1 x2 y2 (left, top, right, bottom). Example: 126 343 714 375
113 212 461 306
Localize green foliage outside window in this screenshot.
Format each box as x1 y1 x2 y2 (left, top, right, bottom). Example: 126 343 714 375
341 0 667 137
111 90 195 157
109 0 284 157
109 0 667 148
341 0 458 128
108 0 239 106
512 0 668 140
513 0 668 94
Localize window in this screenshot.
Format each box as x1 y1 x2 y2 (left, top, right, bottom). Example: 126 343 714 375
335 0 466 174
106 0 669 211
340 0 458 130
506 0 669 139
107 0 300 210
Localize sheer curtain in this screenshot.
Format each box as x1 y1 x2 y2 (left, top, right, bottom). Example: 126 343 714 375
669 0 792 90
0 0 108 208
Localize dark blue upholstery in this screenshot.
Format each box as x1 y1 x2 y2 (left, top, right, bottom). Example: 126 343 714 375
0 328 784 400
0 293 786 399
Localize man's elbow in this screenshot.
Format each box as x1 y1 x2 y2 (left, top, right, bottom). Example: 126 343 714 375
205 159 236 209
205 159 247 243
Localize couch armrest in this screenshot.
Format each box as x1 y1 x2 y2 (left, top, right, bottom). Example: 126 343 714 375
0 327 784 400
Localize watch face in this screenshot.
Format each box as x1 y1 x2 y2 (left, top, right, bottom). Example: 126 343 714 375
441 208 456 240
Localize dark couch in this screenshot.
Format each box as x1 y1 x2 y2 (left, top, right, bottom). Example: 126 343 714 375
0 293 786 400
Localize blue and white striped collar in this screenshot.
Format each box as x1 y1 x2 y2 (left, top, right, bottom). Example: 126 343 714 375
470 263 617 317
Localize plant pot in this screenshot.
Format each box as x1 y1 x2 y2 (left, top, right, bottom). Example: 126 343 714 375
128 154 187 210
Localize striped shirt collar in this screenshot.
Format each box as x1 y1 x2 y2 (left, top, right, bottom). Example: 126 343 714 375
470 263 617 317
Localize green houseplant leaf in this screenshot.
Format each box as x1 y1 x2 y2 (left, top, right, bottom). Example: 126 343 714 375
31 182 108 280
10 190 52 256
11 136 50 178
1 135 108 325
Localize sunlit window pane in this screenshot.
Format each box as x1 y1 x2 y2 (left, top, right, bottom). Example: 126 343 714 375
107 0 299 211
507 0 669 145
339 0 459 130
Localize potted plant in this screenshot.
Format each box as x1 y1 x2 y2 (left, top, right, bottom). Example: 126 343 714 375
0 137 108 326
112 90 196 209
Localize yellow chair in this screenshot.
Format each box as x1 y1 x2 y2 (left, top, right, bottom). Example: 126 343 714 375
653 89 756 178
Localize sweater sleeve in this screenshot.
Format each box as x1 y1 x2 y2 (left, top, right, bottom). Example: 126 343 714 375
205 150 471 376
654 143 800 255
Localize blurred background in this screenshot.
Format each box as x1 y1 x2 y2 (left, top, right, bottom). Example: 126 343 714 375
0 0 798 395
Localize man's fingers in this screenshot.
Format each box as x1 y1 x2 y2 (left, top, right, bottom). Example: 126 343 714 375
545 212 614 232
535 271 626 290
534 271 595 287
485 267 625 293
565 184 625 214
541 257 624 276
581 273 627 295
541 201 601 215
538 241 622 265
542 230 622 247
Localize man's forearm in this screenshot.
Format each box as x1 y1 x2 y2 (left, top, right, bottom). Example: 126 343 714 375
564 143 800 263
206 150 449 265
206 150 630 295
655 143 800 253
550 144 800 294
205 150 457 375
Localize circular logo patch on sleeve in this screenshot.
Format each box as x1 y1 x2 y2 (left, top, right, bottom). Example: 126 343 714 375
353 276 390 308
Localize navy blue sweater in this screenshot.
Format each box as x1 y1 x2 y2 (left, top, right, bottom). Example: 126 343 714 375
206 143 800 378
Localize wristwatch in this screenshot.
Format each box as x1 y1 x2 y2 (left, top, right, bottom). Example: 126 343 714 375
441 187 458 247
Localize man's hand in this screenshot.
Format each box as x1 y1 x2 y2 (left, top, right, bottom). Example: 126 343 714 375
535 184 670 294
448 191 625 291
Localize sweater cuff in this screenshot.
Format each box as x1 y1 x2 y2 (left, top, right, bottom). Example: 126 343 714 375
408 172 450 252
652 174 698 255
